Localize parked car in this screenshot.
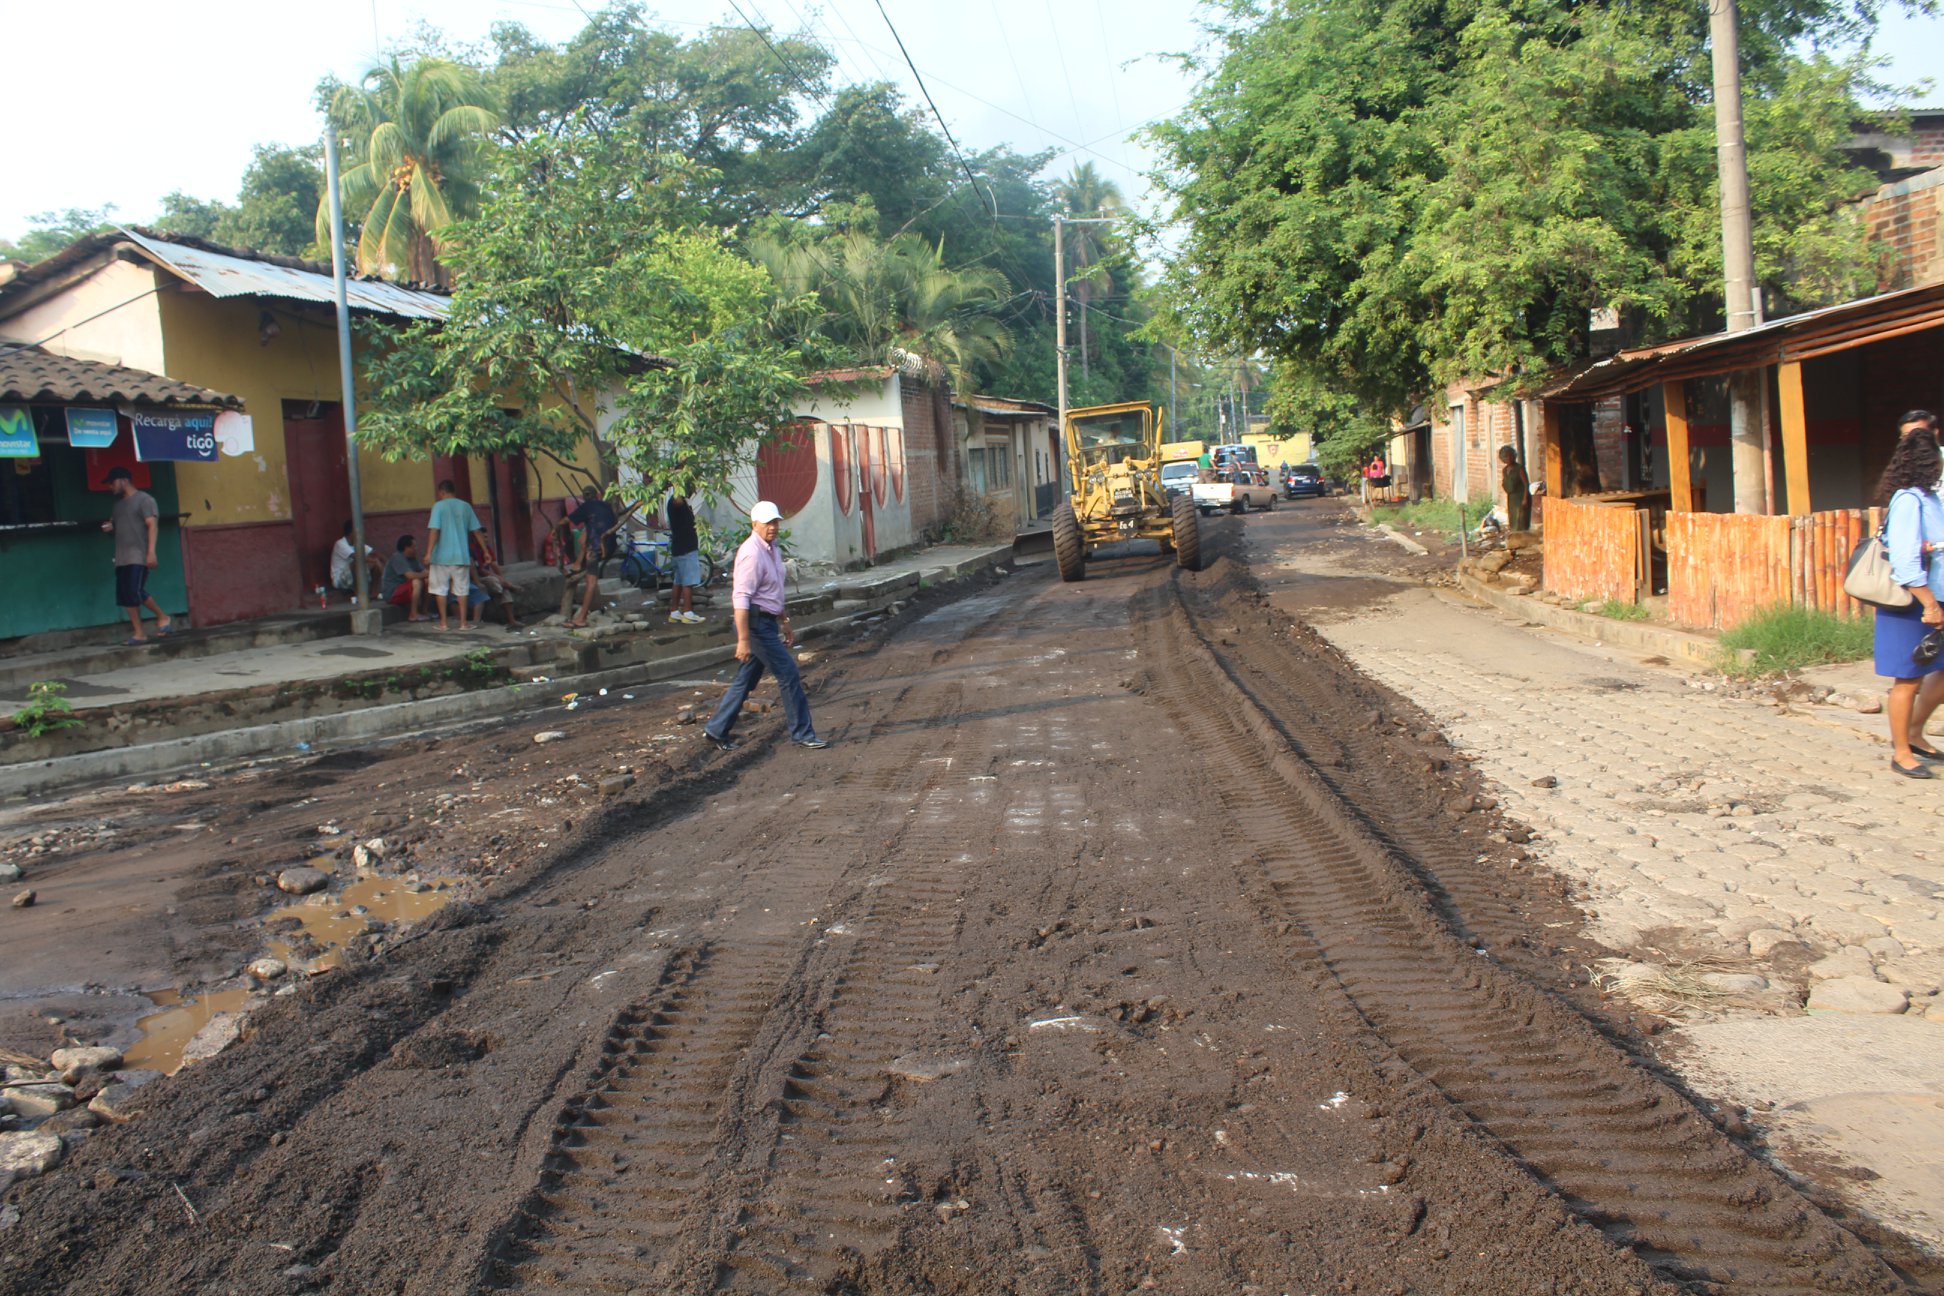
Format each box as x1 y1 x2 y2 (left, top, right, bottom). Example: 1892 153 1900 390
1193 466 1279 515
1160 460 1200 503
1284 463 1327 498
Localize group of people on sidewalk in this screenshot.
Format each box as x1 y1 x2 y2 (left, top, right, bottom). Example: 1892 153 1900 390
328 481 525 633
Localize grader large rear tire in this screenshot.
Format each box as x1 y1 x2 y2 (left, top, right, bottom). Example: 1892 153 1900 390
1053 503 1086 583
1172 494 1203 571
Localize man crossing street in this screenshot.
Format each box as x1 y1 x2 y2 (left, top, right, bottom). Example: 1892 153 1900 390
702 501 826 752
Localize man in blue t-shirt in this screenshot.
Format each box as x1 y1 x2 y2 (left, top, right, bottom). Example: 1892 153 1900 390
425 479 488 631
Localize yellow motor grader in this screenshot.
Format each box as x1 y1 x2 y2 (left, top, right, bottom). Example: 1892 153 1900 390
1052 400 1201 582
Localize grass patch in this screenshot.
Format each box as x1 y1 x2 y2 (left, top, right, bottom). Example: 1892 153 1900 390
1374 497 1493 540
1591 598 1649 621
1716 604 1874 676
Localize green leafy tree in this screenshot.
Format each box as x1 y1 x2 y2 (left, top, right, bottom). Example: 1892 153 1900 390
487 6 831 226
154 192 231 241
358 134 815 512
1153 0 1896 422
0 207 118 263
751 218 1014 394
321 56 501 282
220 144 326 256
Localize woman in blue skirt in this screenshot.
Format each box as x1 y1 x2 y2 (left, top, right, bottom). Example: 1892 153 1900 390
1876 426 1944 777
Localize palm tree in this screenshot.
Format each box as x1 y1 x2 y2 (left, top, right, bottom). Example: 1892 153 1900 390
1055 162 1125 383
319 57 500 283
753 231 1013 393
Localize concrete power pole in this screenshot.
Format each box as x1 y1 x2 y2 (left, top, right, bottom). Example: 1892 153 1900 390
1054 214 1068 450
1709 0 1769 514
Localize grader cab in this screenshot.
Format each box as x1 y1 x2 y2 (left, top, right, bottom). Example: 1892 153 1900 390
1052 400 1202 582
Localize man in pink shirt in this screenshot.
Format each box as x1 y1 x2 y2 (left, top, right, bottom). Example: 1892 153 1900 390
703 500 826 751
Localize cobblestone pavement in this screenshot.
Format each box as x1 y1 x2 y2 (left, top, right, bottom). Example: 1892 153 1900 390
1250 502 1944 1247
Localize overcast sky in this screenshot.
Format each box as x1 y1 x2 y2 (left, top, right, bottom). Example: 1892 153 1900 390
7 1 1942 242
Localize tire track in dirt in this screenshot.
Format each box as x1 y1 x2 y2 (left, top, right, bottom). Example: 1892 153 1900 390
1136 547 1907 1295
485 593 1031 1294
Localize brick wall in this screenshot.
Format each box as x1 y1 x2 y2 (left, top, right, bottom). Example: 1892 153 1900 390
1864 170 1944 291
901 375 960 537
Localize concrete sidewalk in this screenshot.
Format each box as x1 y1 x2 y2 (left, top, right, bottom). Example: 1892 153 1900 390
0 542 1014 798
1256 515 1944 1249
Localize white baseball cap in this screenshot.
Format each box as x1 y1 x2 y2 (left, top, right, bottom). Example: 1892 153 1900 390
750 500 782 523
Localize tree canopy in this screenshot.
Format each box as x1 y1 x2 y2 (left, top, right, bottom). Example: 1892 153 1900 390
1152 0 1899 422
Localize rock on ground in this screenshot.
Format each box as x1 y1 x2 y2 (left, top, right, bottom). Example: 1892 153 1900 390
3 1083 76 1118
1807 976 1910 1016
276 866 329 895
0 1131 64 1178
49 1046 121 1084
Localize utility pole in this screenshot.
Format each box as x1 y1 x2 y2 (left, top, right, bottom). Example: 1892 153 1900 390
1709 0 1769 514
1169 347 1177 439
323 125 378 634
1052 213 1122 442
1054 214 1067 446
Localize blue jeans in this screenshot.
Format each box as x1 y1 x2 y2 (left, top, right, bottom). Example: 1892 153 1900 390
706 612 816 743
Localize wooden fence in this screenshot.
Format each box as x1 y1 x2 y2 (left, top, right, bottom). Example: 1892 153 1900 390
1665 508 1882 631
1540 497 1648 603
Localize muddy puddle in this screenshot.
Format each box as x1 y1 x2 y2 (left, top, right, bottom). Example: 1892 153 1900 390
263 873 457 972
122 987 254 1073
125 874 458 1074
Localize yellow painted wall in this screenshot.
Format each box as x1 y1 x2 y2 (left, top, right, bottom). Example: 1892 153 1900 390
11 258 605 531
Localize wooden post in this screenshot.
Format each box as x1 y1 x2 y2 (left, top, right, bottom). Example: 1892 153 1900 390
1777 360 1811 516
1663 380 1692 514
1541 400 1564 501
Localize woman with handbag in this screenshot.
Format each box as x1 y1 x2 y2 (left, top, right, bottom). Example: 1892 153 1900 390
1874 428 1944 777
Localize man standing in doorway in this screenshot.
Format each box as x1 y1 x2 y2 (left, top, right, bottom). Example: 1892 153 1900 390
1499 445 1532 532
702 500 825 752
101 467 173 644
425 479 488 632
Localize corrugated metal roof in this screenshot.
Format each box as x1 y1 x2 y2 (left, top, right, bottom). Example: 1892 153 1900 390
119 228 451 321
955 394 1056 417
0 345 243 409
1544 281 1944 401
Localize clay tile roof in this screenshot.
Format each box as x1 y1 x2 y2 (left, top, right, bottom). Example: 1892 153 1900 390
0 345 243 409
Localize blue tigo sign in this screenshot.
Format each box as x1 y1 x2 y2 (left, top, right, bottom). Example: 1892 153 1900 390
131 411 218 463
0 406 39 458
65 407 118 448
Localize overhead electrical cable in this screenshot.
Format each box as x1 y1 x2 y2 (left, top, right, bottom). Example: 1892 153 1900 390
871 0 997 219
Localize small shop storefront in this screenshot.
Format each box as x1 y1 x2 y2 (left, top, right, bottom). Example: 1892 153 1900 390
0 346 243 641
1537 283 1944 628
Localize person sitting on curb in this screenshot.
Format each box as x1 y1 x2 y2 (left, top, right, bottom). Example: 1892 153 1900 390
380 536 429 621
330 520 381 600
702 500 825 752
469 534 524 631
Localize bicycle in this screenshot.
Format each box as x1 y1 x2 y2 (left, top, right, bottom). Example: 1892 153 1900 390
617 530 719 594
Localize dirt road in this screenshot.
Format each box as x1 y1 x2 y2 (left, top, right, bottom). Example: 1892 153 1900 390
3 512 1937 1295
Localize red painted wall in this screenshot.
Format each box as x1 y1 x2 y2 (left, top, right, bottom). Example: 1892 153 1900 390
182 521 303 626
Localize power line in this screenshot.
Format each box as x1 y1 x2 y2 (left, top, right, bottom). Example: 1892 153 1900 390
724 0 831 105
871 0 996 219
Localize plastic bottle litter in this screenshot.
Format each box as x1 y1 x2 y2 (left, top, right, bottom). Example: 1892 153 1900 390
296 741 312 753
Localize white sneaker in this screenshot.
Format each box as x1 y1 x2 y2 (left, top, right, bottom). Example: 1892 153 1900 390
669 613 686 624
682 611 705 624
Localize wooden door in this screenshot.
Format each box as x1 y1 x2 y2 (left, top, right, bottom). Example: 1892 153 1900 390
282 402 352 596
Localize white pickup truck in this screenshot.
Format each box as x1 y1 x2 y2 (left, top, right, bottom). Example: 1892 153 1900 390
1192 466 1279 515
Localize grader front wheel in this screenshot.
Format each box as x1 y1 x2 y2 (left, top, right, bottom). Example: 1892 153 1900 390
1053 503 1086 583
1172 494 1202 571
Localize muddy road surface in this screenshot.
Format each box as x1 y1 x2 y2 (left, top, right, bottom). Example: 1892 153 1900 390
3 514 1937 1296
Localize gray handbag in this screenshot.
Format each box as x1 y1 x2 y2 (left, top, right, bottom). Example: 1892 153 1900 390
1844 520 1914 609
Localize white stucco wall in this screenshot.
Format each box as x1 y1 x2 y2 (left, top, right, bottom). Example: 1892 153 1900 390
0 260 168 373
